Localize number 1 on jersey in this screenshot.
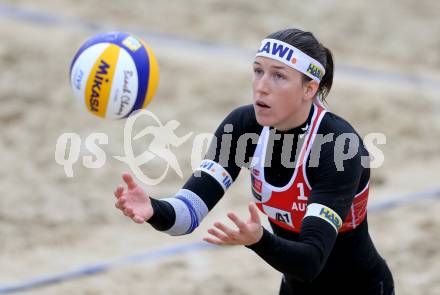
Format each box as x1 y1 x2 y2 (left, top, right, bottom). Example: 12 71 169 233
297 183 308 201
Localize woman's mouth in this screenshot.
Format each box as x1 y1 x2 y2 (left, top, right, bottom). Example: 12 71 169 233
256 100 270 108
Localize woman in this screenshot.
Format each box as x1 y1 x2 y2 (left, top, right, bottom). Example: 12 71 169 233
114 28 395 295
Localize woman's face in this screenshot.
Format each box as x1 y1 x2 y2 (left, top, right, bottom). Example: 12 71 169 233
252 56 316 130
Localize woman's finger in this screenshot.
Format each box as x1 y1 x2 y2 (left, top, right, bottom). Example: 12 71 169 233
122 172 137 190
249 203 261 224
208 227 230 242
116 200 126 210
114 185 124 199
227 212 247 231
133 215 145 224
123 208 134 217
119 197 127 206
214 222 239 239
203 236 225 246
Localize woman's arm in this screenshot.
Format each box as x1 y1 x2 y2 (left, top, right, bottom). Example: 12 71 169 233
203 202 339 283
205 126 366 282
114 105 260 235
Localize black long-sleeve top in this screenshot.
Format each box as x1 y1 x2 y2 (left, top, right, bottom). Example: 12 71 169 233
147 104 392 294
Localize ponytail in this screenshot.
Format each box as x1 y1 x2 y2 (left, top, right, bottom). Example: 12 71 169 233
319 47 334 102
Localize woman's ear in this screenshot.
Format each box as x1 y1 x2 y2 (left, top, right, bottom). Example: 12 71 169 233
303 80 319 102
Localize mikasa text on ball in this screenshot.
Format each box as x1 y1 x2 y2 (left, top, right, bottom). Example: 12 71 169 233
70 32 159 119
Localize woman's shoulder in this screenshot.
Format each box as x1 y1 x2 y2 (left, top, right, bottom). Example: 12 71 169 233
316 110 369 158
224 104 263 134
228 104 256 120
319 111 361 137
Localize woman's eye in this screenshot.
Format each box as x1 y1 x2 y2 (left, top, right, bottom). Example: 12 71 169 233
254 68 263 75
275 72 285 80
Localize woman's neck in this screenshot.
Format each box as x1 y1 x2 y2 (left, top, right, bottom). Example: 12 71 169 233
274 102 313 132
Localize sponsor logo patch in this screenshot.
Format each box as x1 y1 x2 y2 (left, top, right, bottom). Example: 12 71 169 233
198 160 233 191
306 63 324 80
304 203 342 233
122 36 142 52
319 207 342 229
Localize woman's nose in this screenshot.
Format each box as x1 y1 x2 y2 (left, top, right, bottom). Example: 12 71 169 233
254 75 269 94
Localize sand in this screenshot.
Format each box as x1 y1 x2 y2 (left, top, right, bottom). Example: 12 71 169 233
0 0 439 294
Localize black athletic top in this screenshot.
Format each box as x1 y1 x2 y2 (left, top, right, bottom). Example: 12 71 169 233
147 104 394 295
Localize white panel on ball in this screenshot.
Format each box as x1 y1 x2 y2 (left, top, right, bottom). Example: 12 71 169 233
106 48 139 119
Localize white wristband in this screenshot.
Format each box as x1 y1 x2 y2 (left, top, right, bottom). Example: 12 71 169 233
195 159 233 192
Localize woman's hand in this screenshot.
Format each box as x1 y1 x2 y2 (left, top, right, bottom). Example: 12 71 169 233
114 172 153 224
204 203 263 246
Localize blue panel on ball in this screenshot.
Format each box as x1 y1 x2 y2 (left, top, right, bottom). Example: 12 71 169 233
70 32 128 78
119 42 150 117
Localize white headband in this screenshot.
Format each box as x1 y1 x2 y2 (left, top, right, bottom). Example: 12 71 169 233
256 38 325 82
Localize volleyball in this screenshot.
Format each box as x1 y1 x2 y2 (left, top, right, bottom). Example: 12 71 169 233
69 32 159 119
